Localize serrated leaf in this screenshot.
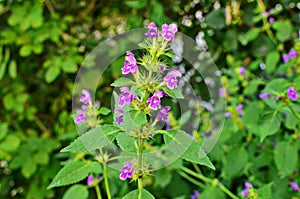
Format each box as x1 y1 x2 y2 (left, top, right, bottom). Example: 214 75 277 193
62 185 88 199
47 161 101 189
181 141 215 170
116 133 137 152
161 86 184 99
122 189 155 199
274 142 297 176
259 113 281 142
111 77 135 87
61 125 121 153
265 51 280 73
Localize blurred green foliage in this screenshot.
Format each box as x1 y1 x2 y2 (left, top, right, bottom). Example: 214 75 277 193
0 0 300 198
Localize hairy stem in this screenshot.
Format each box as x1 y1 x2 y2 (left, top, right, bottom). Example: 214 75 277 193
137 137 144 199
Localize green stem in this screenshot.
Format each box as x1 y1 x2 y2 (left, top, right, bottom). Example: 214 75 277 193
177 171 205 188
288 105 300 121
95 184 102 199
137 137 144 199
103 164 111 199
181 167 239 199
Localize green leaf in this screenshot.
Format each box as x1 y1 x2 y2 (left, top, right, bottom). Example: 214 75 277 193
161 86 184 99
274 142 297 176
259 113 281 142
21 160 37 178
8 60 17 79
111 77 135 87
122 189 155 199
265 51 280 73
47 161 102 189
61 125 121 153
62 185 88 199
272 20 292 42
223 147 248 179
0 123 8 141
61 57 77 73
239 28 260 46
199 186 225 199
181 141 215 170
45 67 61 83
124 1 146 10
242 102 261 135
19 45 32 57
0 134 20 152
205 9 226 30
116 133 137 152
33 152 49 165
99 107 111 115
257 182 273 199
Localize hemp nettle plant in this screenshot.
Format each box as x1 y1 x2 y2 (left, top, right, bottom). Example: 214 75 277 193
47 23 237 199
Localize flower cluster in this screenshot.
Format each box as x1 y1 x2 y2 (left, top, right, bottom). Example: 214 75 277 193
282 49 297 63
119 162 134 181
145 22 178 41
241 182 253 197
189 190 200 199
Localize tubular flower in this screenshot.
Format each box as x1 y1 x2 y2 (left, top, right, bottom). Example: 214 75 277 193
122 51 137 74
161 23 178 41
119 162 134 181
118 87 137 107
164 70 182 89
147 91 164 110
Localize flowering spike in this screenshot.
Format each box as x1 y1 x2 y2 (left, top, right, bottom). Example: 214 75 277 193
164 70 182 89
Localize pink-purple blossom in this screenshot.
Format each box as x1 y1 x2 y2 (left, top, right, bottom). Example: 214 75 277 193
288 49 297 59
80 89 92 105
287 86 298 101
241 182 253 196
87 174 94 185
157 106 170 121
115 109 124 125
190 190 200 199
75 109 87 124
118 87 137 107
282 54 289 63
119 162 134 181
236 104 243 112
161 23 178 41
145 22 158 38
225 112 231 118
164 70 182 89
259 93 270 99
290 182 300 191
122 51 137 74
239 67 246 75
268 17 275 24
147 91 164 110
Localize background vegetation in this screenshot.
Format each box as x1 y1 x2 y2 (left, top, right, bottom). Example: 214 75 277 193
0 0 299 198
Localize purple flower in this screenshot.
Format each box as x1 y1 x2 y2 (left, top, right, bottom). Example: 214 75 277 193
239 67 246 75
190 190 200 199
290 182 300 191
241 182 253 196
80 89 92 105
225 112 231 118
259 93 270 99
75 109 87 124
115 109 124 125
157 106 170 121
262 11 268 18
145 22 158 38
287 86 298 101
268 17 275 24
122 51 137 74
118 87 137 107
164 70 182 89
236 104 243 112
159 65 166 72
120 162 134 181
147 91 164 110
288 49 297 59
87 174 94 185
161 23 178 41
282 54 289 63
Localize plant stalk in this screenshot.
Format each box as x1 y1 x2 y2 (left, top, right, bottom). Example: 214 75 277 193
103 164 111 199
